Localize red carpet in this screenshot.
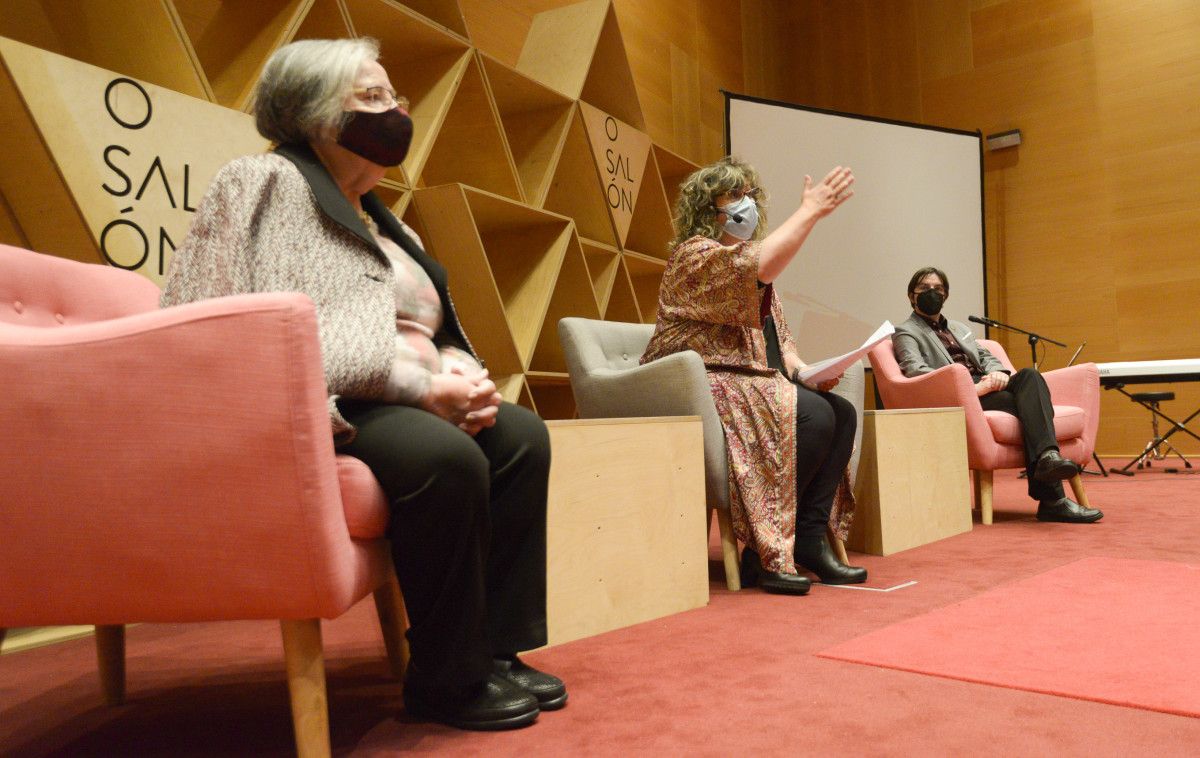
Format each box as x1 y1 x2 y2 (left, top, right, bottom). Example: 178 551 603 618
4 463 1200 755
818 557 1200 718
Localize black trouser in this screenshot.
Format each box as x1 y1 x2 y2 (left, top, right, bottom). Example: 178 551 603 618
792 385 857 538
337 400 550 692
763 316 857 539
978 367 1064 502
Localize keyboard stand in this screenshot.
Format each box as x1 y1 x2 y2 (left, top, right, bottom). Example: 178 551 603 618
1106 383 1200 476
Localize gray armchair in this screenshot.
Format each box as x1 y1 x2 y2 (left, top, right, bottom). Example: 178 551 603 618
558 317 865 591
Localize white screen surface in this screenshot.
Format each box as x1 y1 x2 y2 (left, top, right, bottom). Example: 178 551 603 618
727 94 985 360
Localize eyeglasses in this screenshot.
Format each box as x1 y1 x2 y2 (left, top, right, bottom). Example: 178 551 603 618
727 186 761 202
353 86 409 112
914 285 947 295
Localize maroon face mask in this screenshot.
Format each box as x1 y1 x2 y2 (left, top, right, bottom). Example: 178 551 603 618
336 108 413 167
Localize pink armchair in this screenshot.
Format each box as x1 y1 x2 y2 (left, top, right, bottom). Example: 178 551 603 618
868 337 1099 524
0 244 406 758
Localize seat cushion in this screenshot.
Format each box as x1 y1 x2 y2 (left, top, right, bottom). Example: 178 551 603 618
985 405 1085 446
337 455 389 539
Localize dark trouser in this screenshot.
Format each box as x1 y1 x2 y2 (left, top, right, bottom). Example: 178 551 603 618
762 315 857 540
978 367 1064 502
792 385 858 538
337 400 550 692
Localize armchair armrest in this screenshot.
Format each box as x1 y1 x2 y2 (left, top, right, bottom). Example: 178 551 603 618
879 362 979 411
0 292 367 625
1042 362 1101 456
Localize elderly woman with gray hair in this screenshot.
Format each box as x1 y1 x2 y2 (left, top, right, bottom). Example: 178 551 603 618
161 38 563 731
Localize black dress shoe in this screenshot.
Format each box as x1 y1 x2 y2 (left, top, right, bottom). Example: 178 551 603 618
403 669 539 731
794 536 867 585
494 656 567 711
760 571 811 595
1032 449 1080 483
1037 497 1103 523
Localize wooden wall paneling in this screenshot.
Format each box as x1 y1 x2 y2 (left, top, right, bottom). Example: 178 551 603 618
621 251 665 324
461 186 572 369
668 41 703 164
408 183 525 375
970 0 1094 69
420 53 523 200
293 0 356 41
370 178 406 210
0 189 30 248
652 143 699 210
622 149 673 259
171 0 312 111
525 372 578 419
914 0 974 82
396 0 471 39
603 254 641 322
862 0 923 123
544 105 619 246
479 53 574 207
578 1 645 130
493 372 533 408
579 238 620 314
515 0 606 99
0 49 114 265
0 0 212 100
529 227 601 373
0 37 266 281
342 0 473 186
459 0 533 66
578 102 650 248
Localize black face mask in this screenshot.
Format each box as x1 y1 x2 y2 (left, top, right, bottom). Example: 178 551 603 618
915 289 945 316
337 108 413 167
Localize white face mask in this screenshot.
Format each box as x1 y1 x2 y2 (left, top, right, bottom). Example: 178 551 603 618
718 194 759 240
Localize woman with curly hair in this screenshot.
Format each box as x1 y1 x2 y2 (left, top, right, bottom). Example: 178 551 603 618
641 157 865 595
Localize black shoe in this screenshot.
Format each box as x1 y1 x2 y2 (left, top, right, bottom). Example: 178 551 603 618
739 547 761 588
760 571 811 595
494 656 567 711
1036 497 1103 523
1032 450 1080 484
403 669 539 731
794 536 868 585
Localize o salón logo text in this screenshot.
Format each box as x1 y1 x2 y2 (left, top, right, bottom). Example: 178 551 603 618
99 77 198 276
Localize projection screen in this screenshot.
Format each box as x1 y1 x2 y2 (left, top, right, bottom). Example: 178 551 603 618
726 92 986 361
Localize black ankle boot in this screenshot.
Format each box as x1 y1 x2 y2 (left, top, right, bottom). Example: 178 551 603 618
794 536 867 585
739 547 761 588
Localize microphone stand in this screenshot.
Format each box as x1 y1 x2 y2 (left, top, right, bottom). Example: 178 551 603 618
972 316 1066 370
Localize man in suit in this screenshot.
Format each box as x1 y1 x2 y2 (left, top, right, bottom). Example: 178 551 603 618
893 267 1103 523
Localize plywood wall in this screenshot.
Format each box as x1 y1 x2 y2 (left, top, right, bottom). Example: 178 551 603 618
742 0 1200 457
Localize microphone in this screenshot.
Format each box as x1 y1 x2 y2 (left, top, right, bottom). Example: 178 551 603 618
713 204 743 223
968 314 998 327
1067 340 1087 367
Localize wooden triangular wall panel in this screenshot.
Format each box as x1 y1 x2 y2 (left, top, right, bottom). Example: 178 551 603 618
529 228 601 373
544 105 618 247
578 102 650 249
623 147 673 258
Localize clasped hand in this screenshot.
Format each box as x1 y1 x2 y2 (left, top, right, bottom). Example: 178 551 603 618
975 371 1009 396
421 366 502 435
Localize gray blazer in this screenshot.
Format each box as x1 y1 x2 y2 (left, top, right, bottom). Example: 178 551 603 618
892 311 1006 379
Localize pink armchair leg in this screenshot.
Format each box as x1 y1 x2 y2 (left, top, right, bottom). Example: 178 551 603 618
95 625 126 705
281 619 330 758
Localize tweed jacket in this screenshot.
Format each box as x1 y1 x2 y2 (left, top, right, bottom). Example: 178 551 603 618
892 311 1006 380
160 143 477 443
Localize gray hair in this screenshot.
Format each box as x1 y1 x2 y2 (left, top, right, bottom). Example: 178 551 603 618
252 38 381 144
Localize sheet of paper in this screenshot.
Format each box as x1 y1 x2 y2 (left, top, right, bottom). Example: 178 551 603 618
797 321 895 385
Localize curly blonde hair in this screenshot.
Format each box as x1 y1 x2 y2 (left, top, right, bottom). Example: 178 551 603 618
669 156 768 249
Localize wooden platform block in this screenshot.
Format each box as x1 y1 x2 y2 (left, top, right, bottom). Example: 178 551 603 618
546 417 707 646
848 408 973 556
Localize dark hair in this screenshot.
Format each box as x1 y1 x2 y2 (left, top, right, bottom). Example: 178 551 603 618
907 266 949 296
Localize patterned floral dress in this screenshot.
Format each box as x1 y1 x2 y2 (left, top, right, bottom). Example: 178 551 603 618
641 236 854 574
